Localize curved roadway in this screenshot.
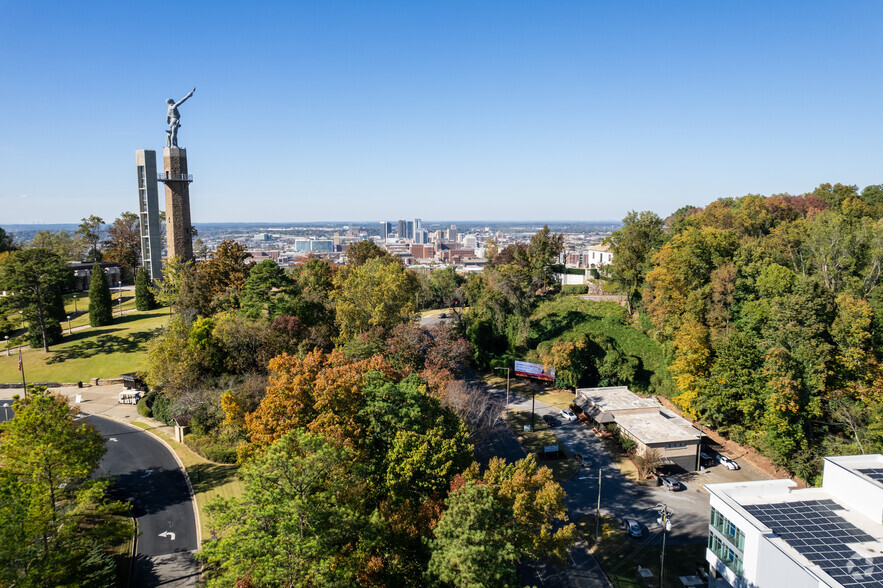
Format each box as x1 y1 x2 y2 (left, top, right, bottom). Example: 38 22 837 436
87 415 199 587
1 405 199 587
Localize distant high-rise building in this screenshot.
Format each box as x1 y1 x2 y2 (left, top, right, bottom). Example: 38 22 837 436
414 218 422 234
397 219 407 239
380 221 392 240
414 229 427 244
446 225 457 241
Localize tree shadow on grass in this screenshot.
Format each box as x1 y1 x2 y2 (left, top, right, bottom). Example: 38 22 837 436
187 463 240 495
46 330 159 363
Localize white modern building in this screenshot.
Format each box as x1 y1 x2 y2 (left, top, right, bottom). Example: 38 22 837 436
705 454 883 587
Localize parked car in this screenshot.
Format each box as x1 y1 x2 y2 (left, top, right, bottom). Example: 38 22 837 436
438 312 448 318
699 451 715 466
717 454 740 470
659 475 681 491
620 517 643 538
542 414 560 427
559 409 577 421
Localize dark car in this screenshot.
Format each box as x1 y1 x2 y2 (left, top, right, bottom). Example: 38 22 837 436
542 414 560 427
438 312 448 318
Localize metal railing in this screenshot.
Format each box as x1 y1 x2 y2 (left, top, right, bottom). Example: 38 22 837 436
157 173 193 182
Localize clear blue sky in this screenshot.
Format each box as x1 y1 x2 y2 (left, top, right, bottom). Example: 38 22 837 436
2 1 883 224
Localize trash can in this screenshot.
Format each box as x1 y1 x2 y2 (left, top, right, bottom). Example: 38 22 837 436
77 381 83 389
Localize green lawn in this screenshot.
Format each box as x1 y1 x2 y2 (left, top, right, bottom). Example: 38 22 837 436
504 410 579 483
578 515 708 587
62 291 139 329
0 307 169 382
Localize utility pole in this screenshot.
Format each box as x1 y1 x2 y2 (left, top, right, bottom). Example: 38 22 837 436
595 467 602 544
655 503 673 585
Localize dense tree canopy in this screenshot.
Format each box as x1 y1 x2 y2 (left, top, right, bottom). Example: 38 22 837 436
602 187 883 480
0 248 70 351
0 388 129 586
103 211 140 282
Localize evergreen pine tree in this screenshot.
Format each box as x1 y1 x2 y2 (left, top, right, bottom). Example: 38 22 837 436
135 266 156 311
88 262 113 326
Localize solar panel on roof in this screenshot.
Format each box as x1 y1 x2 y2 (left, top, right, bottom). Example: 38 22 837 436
857 468 883 483
742 501 883 587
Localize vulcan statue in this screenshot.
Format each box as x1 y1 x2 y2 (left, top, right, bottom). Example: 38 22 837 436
165 87 196 148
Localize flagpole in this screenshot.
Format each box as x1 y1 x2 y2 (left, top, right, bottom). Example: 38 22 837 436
18 349 26 398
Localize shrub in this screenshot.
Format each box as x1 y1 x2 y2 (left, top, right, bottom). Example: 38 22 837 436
136 396 152 418
562 284 588 295
589 268 600 279
151 394 174 425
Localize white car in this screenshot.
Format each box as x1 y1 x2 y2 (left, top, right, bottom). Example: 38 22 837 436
559 409 577 421
717 454 740 470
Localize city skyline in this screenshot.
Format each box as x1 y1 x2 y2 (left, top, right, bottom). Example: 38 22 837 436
3 2 883 224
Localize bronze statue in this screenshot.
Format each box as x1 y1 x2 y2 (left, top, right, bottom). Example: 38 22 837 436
166 87 196 148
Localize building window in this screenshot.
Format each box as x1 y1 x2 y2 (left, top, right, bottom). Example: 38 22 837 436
709 507 745 578
665 442 686 449
710 507 745 550
708 531 744 577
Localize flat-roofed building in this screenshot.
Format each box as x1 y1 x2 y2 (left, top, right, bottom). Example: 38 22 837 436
577 386 702 470
705 454 883 588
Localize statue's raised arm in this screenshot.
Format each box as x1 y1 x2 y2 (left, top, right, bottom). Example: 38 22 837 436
174 87 196 109
166 87 196 148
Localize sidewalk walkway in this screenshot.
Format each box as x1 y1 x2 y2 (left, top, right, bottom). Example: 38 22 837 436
0 383 175 439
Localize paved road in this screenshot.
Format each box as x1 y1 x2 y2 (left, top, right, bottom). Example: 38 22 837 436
87 415 199 587
0 398 199 587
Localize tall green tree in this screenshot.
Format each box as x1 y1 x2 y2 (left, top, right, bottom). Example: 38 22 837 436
0 249 71 352
427 482 519 587
332 257 418 340
134 265 156 311
88 262 113 327
103 211 140 282
199 430 371 587
604 210 666 314
346 239 394 266
0 387 129 586
429 456 575 586
75 215 104 262
28 229 80 260
241 259 292 319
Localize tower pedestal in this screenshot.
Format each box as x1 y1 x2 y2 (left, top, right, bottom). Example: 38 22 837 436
162 147 193 262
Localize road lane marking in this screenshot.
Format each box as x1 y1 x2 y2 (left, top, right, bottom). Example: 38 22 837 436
158 531 176 540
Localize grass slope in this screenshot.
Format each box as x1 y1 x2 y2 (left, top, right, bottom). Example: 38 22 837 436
0 307 169 382
527 297 675 397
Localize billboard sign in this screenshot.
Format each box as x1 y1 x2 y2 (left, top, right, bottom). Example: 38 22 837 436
514 360 555 382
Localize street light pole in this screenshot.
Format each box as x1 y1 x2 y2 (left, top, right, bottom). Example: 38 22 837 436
67 316 72 335
494 367 510 408
655 503 673 586
73 294 78 313
2 403 8 421
4 335 8 356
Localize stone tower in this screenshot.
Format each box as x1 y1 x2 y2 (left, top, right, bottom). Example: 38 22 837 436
158 147 194 262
